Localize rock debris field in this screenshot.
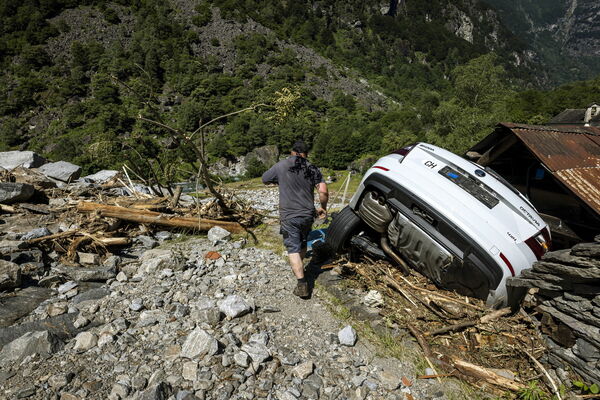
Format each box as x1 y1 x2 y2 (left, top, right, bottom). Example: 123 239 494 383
0 235 450 400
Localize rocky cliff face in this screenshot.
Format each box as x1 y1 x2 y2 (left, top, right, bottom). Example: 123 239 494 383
484 0 600 83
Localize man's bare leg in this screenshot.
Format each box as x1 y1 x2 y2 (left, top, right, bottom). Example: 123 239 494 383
288 252 304 279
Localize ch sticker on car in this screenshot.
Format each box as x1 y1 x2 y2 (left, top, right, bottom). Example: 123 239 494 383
423 160 438 169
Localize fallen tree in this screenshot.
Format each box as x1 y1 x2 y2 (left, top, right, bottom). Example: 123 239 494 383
77 202 244 233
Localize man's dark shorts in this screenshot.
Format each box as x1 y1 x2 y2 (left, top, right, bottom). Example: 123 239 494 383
280 215 314 254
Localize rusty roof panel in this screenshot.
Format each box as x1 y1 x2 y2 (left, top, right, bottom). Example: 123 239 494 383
511 128 600 171
555 168 600 214
497 123 600 215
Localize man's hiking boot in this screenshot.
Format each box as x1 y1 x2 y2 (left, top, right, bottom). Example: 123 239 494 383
293 282 310 299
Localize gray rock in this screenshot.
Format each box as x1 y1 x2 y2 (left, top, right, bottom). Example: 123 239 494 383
136 235 158 249
136 382 172 400
233 351 250 368
191 308 222 326
0 182 34 204
363 290 384 307
20 227 51 241
0 330 62 364
130 298 144 312
180 328 219 359
0 286 53 327
0 313 79 347
207 226 231 242
38 160 82 182
82 169 119 183
218 295 252 319
48 373 73 389
293 361 314 379
377 369 402 390
0 151 46 170
338 325 357 346
241 342 271 364
52 263 116 282
73 331 98 351
72 287 110 304
15 386 36 398
77 252 100 265
0 260 21 291
57 281 78 294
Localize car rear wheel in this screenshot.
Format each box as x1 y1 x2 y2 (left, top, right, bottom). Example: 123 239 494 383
326 206 363 254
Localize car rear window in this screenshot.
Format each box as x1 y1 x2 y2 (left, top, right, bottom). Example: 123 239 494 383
438 166 500 209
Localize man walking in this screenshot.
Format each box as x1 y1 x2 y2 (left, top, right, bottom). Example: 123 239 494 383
262 140 328 298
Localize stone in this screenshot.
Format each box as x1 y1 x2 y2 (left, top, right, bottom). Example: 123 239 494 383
180 328 219 359
15 386 36 398
47 302 68 317
73 315 89 329
234 351 250 368
20 227 51 241
338 325 357 346
130 298 144 311
48 373 73 389
207 226 231 242
136 235 158 249
293 361 314 379
73 331 98 351
82 169 119 183
377 369 402 390
182 361 198 381
0 260 22 291
58 281 78 294
363 290 384 307
241 342 271 364
38 160 82 182
0 182 35 204
218 295 252 319
111 383 130 398
0 330 62 364
52 263 116 282
78 252 100 265
137 381 172 400
98 332 115 348
116 271 128 282
0 151 46 169
72 288 110 303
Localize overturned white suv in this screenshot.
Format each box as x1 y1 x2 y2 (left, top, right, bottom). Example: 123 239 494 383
326 143 551 307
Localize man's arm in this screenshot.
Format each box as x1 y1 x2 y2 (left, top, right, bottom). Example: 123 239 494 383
316 182 328 219
261 165 278 185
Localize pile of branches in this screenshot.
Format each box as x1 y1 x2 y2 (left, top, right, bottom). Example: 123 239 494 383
337 258 563 398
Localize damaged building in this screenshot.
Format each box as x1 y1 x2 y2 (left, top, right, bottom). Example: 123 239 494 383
467 104 600 248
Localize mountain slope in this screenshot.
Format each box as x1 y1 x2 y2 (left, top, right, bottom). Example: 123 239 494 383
483 0 600 84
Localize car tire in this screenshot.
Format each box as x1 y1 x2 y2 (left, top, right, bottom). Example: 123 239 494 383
326 206 363 254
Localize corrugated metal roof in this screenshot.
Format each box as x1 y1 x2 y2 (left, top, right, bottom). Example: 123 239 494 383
499 123 600 215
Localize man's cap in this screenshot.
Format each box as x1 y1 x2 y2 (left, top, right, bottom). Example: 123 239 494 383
292 140 309 154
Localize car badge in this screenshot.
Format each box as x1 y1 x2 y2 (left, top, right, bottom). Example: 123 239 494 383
475 169 486 177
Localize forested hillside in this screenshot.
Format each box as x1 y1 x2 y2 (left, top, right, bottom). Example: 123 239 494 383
1 0 599 182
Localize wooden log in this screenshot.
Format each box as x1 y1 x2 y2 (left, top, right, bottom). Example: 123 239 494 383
170 185 183 208
427 307 511 336
450 358 526 391
27 230 78 244
0 204 16 213
77 202 244 233
98 237 130 246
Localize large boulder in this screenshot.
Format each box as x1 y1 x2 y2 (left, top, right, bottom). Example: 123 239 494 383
82 170 119 184
0 182 35 204
38 161 82 182
0 330 63 365
0 151 46 170
0 260 21 291
243 145 279 170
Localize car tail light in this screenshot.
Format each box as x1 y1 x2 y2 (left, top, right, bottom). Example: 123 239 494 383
499 252 515 277
525 229 551 260
392 144 415 162
372 166 389 171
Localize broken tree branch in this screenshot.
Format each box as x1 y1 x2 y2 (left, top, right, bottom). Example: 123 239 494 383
77 202 244 233
426 307 512 336
449 357 526 392
523 349 562 400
